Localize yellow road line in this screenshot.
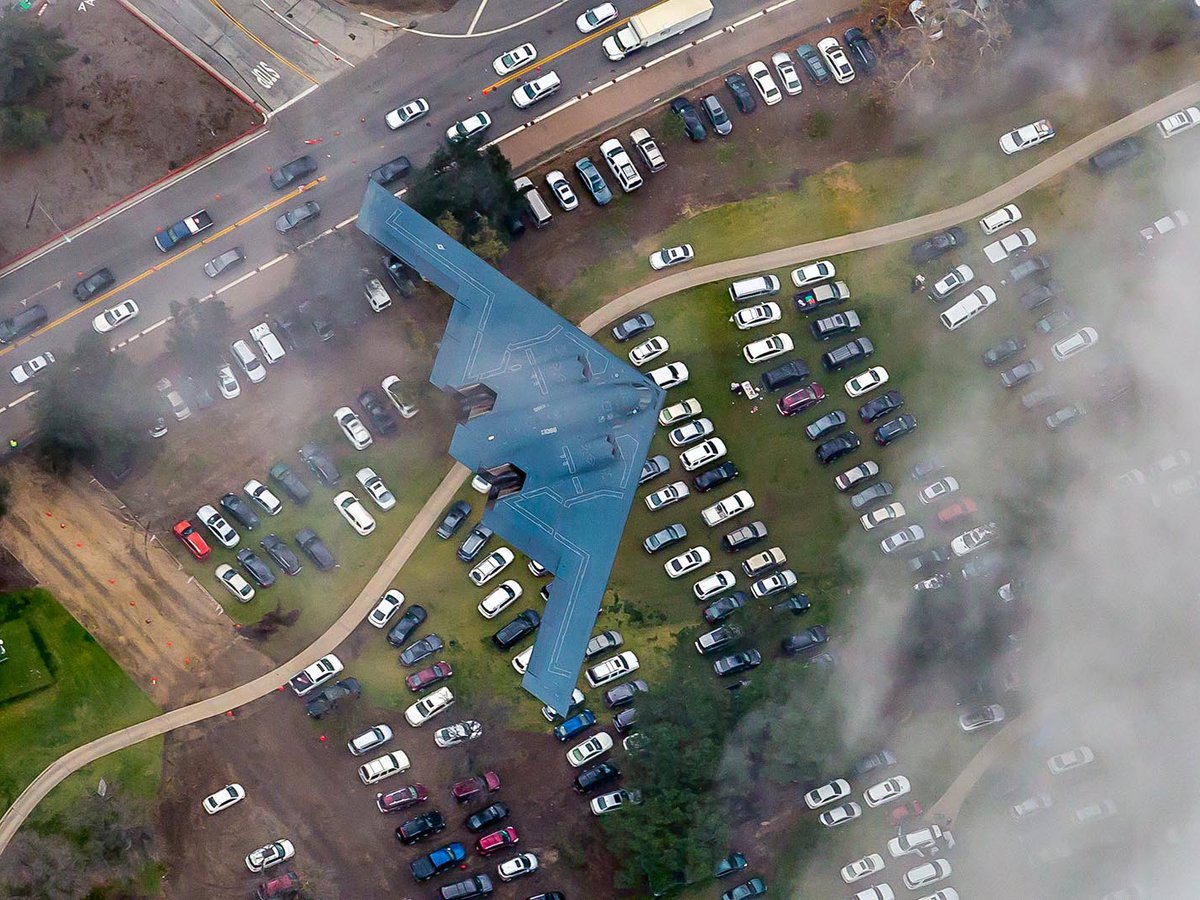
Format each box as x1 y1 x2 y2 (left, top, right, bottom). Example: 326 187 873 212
0 177 325 358
482 14 631 94
208 0 319 86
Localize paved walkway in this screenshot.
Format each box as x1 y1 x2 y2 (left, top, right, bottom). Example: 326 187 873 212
1 78 1198 857
928 714 1033 822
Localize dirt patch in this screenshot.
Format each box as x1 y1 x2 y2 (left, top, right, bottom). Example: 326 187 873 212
0 0 261 264
0 544 37 593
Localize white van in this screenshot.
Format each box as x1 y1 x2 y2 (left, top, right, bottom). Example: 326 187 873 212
514 176 553 228
512 71 561 109
357 750 411 784
363 277 392 312
939 286 997 331
729 275 781 303
230 339 266 383
249 323 286 364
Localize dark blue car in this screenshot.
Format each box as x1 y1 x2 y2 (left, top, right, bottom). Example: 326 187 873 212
553 709 596 742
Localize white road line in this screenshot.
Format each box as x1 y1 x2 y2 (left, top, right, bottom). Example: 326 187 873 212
531 95 580 123
141 319 168 336
216 270 260 295
766 0 798 11
9 391 37 409
335 214 358 229
360 11 402 27
257 0 355 67
267 83 320 118
466 0 490 35
258 253 288 271
732 9 768 27
405 0 570 38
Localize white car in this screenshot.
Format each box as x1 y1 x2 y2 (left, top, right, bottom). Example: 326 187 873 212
348 724 393 756
435 720 483 747
919 477 959 504
243 480 282 516
631 127 667 171
9 351 54 385
746 60 782 105
1158 105 1200 138
358 750 410 784
334 491 376 536
817 36 855 84
1047 745 1095 774
492 42 536 76
198 505 239 548
904 859 952 890
771 51 803 94
791 260 835 288
385 97 429 129
568 732 614 766
231 339 265 384
512 70 561 109
381 375 419 418
659 398 702 426
999 118 1055 154
887 824 950 859
245 839 295 873
512 646 533 674
940 286 998 330
289 654 343 696
478 580 522 618
650 244 695 270
1073 798 1117 824
820 801 862 827
669 417 714 447
446 111 492 143
750 568 796 598
585 650 638 687
680 438 726 472
950 522 995 556
983 227 1037 263
864 776 911 808
841 852 885 884
216 563 254 601
546 170 578 210
202 783 246 814
92 298 139 334
701 489 755 526
1051 326 1098 361
541 688 586 721
469 547 515 585
629 336 669 366
576 1 617 32
497 852 540 882
405 685 455 726
732 301 781 330
335 407 372 450
929 264 974 300
979 203 1022 234
743 332 794 364
591 788 638 815
645 481 689 511
836 460 880 491
804 778 851 809
664 546 710 578
648 361 689 389
853 885 896 900
216 364 240 399
356 467 396 510
367 589 405 628
860 502 906 531
1011 792 1052 818
600 138 643 191
845 366 889 397
880 525 925 554
693 569 736 601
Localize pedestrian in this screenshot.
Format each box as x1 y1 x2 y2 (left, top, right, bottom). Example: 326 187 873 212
911 274 926 292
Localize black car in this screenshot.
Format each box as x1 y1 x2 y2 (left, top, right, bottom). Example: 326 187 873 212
268 463 310 505
457 524 494 563
771 593 812 615
815 431 861 464
400 633 444 667
369 154 412 185
821 337 874 372
1000 359 1043 388
1009 254 1051 284
694 461 739 493
387 604 429 648
639 454 670 485
604 679 649 709
1088 137 1142 172
713 649 762 677
703 592 748 623
358 389 397 435
858 390 904 423
220 492 260 530
296 527 337 570
270 155 318 189
910 227 967 264
805 410 847 441
437 500 472 539
907 546 953 574
260 534 301 575
236 548 275 587
851 749 897 778
613 707 638 734
74 267 115 302
298 299 334 342
574 762 620 793
873 414 917 446
612 312 655 342
276 199 321 234
398 811 446 844
1019 279 1063 311
782 624 829 656
669 97 707 141
849 480 894 510
810 311 861 342
961 552 1005 581
796 43 830 84
183 376 215 410
491 609 541 650
724 73 757 113
1034 307 1072 334
305 677 361 719
760 358 811 393
298 443 340 487
910 457 945 482
982 336 1026 367
843 27 878 71
721 521 767 552
386 256 417 296
439 875 494 900
464 802 509 833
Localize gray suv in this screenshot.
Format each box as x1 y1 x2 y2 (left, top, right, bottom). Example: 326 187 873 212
438 875 494 899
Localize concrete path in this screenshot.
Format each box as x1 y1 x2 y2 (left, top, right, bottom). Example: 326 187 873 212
1 78 1198 857
928 714 1033 822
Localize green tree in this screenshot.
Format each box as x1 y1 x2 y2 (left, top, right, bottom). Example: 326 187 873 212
466 220 506 264
407 141 520 237
2 105 50 150
165 297 232 375
0 20 75 151
434 210 464 242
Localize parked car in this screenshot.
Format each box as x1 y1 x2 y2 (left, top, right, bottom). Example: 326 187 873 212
1089 137 1142 172
724 72 757 113
701 94 733 135
959 703 1005 732
816 431 861 464
575 157 612 205
295 527 336 570
806 410 848 441
452 771 501 804
999 118 1055 154
644 522 688 554
1051 327 1099 361
1158 105 1200 137
721 521 767 552
979 203 1022 235
910 227 966 264
648 361 689 389
305 677 362 719
604 679 649 708
446 112 492 143
843 27 878 71
873 414 917 446
823 337 874 372
650 244 695 270
670 96 707 141
612 313 655 342
1000 358 1043 388
816 36 855 84
694 461 739 493
298 443 340 486
929 263 974 301
880 525 924 554
858 390 903 423
835 460 879 491
983 335 1026 367
796 43 830 84
399 634 444 667
863 775 910 807
703 592 748 623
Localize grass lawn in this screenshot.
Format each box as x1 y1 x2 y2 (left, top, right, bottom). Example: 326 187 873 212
0 590 162 815
0 619 54 704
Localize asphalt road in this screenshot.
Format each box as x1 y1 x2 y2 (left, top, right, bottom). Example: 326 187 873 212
1 79 1196 856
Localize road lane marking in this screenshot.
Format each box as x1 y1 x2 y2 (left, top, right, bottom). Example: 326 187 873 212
467 0 490 35
267 82 320 118
406 0 570 39
256 0 355 68
257 253 288 271
217 270 261 295
335 214 358 229
207 0 318 85
141 319 168 336
482 9 624 94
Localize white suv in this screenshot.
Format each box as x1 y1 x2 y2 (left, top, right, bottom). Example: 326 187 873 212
469 547 515 585
334 491 376 536
585 651 639 687
599 139 643 192
405 685 455 726
357 751 411 784
512 71 561 109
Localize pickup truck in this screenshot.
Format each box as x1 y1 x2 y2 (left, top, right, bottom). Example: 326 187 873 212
155 210 213 252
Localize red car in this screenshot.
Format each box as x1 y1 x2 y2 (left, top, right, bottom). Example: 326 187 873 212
776 383 826 417
937 498 978 526
255 870 301 900
476 826 519 856
405 660 453 692
452 770 501 804
376 783 428 813
173 519 211 560
887 799 925 827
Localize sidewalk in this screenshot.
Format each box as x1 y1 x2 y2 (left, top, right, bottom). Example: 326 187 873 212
499 0 858 171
